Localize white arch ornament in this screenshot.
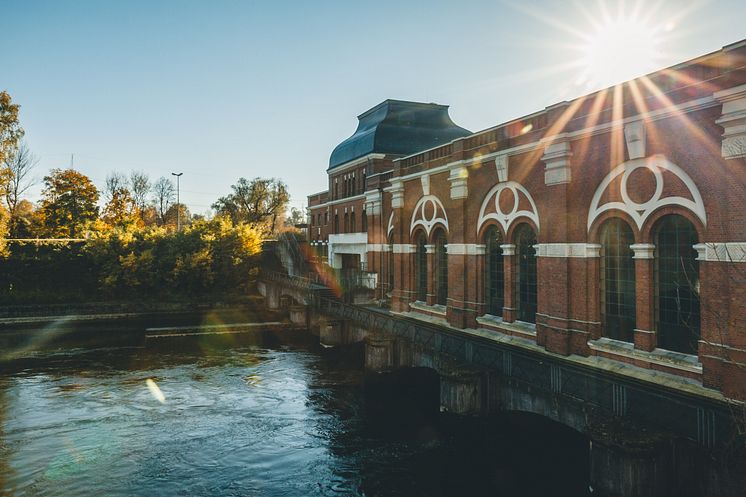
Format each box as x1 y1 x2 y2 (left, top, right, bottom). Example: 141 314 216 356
410 195 449 237
587 155 707 232
476 181 540 235
387 211 395 238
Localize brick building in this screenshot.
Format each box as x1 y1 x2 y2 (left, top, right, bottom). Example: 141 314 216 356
308 40 746 401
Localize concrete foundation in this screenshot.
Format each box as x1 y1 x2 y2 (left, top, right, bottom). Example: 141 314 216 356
440 370 483 415
364 335 395 372
289 305 308 326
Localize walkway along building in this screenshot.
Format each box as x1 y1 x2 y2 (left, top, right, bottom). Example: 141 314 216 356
308 39 746 403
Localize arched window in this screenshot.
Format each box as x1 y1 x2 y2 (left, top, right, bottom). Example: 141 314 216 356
343 213 349 232
434 229 448 306
415 232 427 301
350 212 356 232
334 214 339 232
600 218 636 342
362 211 368 232
655 215 700 354
514 224 537 324
484 225 504 316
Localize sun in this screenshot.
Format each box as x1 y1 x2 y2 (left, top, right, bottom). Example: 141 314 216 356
580 15 663 89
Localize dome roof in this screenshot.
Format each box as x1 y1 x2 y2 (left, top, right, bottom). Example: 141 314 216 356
328 100 471 170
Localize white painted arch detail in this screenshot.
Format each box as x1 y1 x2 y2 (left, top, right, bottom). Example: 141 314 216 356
410 194 449 237
387 211 395 239
587 155 707 232
476 181 540 235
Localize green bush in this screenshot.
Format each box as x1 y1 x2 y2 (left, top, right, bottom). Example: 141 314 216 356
0 217 262 304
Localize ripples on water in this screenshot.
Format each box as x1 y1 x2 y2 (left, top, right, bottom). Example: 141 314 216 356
0 329 588 496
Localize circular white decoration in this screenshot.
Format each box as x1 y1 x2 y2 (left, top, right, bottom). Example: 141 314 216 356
476 181 540 235
587 154 707 232
410 195 449 236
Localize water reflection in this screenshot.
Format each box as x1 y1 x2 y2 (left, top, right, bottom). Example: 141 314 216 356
0 325 588 496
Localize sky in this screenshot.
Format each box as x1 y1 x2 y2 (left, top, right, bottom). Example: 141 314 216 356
3 0 745 215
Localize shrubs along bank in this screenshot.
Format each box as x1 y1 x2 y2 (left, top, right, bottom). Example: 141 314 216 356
0 217 263 305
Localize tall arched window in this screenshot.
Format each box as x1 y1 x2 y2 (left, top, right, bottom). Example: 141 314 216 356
415 232 427 302
484 226 504 316
514 224 537 324
433 229 448 306
343 213 349 232
600 218 636 342
362 211 368 232
350 212 356 232
655 215 700 354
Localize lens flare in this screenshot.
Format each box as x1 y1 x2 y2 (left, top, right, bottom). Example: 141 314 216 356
146 378 166 404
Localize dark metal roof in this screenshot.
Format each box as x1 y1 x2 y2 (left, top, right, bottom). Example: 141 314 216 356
328 99 471 170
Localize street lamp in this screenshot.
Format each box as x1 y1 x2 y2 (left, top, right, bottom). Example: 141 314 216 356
171 172 183 231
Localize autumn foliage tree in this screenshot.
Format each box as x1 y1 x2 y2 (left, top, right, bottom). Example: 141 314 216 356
40 168 100 238
212 177 289 234
0 91 23 164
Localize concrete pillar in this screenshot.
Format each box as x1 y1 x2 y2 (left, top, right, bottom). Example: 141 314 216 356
320 319 346 347
364 334 395 372
265 284 280 310
589 421 670 497
439 370 483 415
288 304 308 326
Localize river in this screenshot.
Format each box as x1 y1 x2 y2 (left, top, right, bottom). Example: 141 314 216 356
0 324 589 496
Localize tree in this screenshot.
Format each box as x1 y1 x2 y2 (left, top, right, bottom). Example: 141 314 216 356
104 172 128 203
152 176 175 225
102 186 139 229
40 168 100 238
212 177 289 234
285 207 305 227
164 203 191 230
3 141 38 234
129 170 151 217
0 91 23 164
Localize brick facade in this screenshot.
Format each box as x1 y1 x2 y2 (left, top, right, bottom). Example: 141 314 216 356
310 40 746 401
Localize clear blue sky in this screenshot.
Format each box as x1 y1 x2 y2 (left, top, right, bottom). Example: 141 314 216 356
4 0 745 214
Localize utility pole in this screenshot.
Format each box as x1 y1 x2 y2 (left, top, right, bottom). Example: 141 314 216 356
171 172 183 231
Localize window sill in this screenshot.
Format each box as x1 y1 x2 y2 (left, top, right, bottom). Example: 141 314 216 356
477 315 537 339
409 301 447 316
588 337 702 374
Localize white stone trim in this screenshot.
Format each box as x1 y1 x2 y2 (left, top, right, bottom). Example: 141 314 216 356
631 243 655 259
500 243 516 256
388 179 405 209
446 243 486 255
714 84 746 159
624 120 646 160
367 243 392 252
306 193 366 211
693 242 746 262
541 135 572 185
392 244 416 254
535 243 602 258
448 165 469 199
410 194 449 237
421 174 430 195
329 153 386 174
387 211 395 239
477 181 540 235
495 153 509 182
587 155 707 232
365 191 382 215
425 244 435 254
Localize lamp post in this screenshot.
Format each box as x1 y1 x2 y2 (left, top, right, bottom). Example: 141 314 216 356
171 172 183 231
